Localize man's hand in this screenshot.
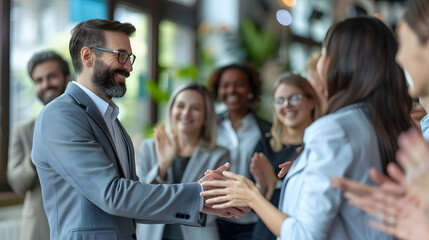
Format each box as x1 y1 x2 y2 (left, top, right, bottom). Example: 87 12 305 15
198 163 250 218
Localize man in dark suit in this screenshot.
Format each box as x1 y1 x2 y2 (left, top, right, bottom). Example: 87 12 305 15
7 50 71 240
31 19 242 240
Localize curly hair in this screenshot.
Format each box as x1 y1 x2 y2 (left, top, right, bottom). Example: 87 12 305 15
209 63 262 108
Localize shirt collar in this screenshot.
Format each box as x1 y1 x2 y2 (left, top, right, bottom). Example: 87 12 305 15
72 81 120 120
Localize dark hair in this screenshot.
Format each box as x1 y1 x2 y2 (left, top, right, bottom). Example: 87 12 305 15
27 50 70 80
403 0 429 44
323 17 413 172
209 63 262 107
69 19 136 73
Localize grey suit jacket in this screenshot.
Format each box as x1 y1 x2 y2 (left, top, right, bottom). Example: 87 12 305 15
32 82 206 240
136 139 229 240
7 118 50 240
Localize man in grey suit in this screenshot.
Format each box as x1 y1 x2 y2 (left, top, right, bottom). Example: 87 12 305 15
31 19 242 240
7 50 71 240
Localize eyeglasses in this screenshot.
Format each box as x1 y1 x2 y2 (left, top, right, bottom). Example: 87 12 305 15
273 94 303 106
90 46 136 65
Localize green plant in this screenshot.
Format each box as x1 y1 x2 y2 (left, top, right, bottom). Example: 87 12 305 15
240 18 277 67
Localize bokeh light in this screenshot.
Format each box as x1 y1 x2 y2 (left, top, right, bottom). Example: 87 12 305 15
276 9 293 26
282 0 296 7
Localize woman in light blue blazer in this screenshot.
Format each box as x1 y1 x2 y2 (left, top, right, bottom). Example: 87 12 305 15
201 17 413 240
136 83 229 240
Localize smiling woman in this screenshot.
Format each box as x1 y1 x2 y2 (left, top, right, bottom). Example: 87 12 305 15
136 82 229 240
201 16 413 240
208 63 271 240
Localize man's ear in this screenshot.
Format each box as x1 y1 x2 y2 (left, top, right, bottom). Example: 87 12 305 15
81 47 94 68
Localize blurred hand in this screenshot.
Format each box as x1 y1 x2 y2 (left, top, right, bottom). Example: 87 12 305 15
199 163 250 218
201 171 259 209
397 128 429 204
250 152 277 199
277 161 294 179
154 125 177 180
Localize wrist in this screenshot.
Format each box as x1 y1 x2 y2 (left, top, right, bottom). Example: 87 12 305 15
249 186 263 209
158 165 167 180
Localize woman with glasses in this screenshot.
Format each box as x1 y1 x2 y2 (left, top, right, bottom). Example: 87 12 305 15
250 73 320 240
201 16 412 239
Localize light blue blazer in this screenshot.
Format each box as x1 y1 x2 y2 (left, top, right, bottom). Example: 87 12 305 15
32 83 206 240
136 139 229 240
420 114 429 141
279 104 394 240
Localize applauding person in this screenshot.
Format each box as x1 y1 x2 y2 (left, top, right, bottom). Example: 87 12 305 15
137 83 229 240
250 73 320 240
202 16 413 240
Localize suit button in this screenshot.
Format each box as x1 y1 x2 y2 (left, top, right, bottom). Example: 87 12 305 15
176 213 180 218
132 233 136 239
185 214 190 219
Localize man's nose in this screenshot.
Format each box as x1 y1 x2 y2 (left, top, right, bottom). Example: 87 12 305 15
123 58 133 72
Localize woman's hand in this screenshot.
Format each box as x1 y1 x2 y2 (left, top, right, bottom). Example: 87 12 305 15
250 152 277 199
277 161 294 179
200 171 260 209
360 191 429 240
154 125 177 180
397 128 429 204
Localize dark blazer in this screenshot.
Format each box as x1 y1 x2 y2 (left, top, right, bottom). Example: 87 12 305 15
32 82 205 240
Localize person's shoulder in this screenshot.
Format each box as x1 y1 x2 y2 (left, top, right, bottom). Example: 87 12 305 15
140 138 156 149
13 117 37 129
216 111 228 122
306 104 367 142
252 111 272 134
211 144 229 155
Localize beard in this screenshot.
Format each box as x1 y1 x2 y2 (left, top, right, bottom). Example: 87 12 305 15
92 58 130 99
38 79 68 105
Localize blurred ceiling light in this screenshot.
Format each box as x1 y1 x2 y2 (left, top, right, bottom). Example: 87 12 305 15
276 9 293 26
281 0 296 7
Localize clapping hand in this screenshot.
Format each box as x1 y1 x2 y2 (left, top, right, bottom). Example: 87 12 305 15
154 125 177 180
331 127 429 239
250 152 277 199
397 128 429 204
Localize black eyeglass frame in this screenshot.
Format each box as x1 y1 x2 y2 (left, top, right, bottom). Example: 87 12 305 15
90 46 136 65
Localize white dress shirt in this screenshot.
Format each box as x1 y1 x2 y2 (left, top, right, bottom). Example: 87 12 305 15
217 112 260 224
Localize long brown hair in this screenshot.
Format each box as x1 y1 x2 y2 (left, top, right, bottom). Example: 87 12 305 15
323 17 413 172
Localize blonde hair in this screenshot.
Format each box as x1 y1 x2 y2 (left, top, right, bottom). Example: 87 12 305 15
305 50 322 85
270 73 321 152
167 82 217 151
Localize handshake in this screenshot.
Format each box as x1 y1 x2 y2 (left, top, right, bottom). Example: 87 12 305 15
198 162 253 219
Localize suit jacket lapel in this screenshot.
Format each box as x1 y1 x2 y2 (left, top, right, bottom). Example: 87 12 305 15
116 119 136 180
65 82 126 178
